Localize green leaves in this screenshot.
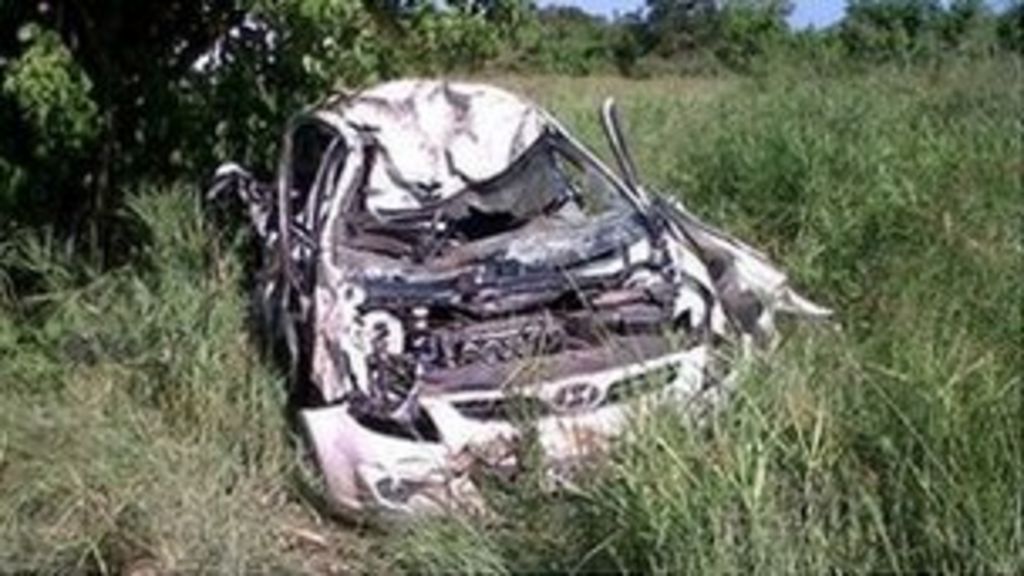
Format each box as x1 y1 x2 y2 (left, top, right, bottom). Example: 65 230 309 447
2 24 99 156
716 0 794 70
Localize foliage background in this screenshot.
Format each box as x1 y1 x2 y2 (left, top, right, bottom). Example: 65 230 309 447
0 0 1021 256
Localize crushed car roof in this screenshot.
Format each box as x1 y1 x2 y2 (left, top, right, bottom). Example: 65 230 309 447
316 80 548 213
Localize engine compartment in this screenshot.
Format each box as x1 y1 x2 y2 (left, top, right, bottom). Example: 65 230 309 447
334 203 709 421
302 119 719 422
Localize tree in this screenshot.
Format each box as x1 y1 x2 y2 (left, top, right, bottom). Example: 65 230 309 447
939 0 994 53
839 0 944 61
996 1 1024 53
1 1 247 257
644 0 720 56
517 6 618 74
1 24 99 231
715 0 794 69
0 0 529 264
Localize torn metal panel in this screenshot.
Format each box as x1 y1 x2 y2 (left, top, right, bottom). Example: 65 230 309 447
210 79 831 519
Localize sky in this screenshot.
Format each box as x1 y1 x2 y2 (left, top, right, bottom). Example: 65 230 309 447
537 1 846 30
539 0 1012 27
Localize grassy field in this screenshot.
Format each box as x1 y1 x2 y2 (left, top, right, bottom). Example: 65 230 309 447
1 60 1021 573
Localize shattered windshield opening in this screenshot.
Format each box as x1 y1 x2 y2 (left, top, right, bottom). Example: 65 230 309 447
338 134 629 262
553 141 626 217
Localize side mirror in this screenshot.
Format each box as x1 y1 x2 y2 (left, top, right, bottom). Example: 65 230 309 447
207 162 273 239
207 162 254 201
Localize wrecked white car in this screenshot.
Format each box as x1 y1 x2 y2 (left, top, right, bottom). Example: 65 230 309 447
211 80 829 518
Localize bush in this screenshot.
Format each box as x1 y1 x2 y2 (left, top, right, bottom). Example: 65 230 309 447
0 25 99 229
997 2 1024 53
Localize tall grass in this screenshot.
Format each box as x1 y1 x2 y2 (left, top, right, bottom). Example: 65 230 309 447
0 193 381 573
392 60 1024 573
1 59 1021 572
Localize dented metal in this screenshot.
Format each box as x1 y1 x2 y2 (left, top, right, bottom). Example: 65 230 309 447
211 80 830 518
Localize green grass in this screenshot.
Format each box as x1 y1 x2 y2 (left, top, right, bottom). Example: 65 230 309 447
0 194 381 573
2 59 1022 573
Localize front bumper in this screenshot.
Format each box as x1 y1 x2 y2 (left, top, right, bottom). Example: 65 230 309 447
301 345 710 517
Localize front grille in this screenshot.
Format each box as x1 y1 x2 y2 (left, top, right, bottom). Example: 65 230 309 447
451 363 678 421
